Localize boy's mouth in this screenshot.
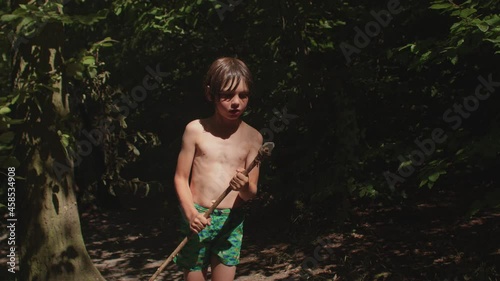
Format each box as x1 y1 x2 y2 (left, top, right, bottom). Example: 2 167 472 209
229 109 240 114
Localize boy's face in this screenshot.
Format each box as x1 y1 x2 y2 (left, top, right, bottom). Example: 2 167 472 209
214 80 249 121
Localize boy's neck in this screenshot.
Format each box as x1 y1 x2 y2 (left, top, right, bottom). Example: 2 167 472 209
211 113 241 134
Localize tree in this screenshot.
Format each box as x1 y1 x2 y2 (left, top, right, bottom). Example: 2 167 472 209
4 1 105 280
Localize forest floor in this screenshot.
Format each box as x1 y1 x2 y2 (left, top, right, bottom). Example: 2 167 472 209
78 189 500 281
1 189 499 280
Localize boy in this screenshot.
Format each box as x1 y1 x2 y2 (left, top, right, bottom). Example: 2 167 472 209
173 57 263 281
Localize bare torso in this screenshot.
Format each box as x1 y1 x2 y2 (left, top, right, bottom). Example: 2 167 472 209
189 118 261 209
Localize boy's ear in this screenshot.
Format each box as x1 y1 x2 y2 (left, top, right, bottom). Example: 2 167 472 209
205 85 213 101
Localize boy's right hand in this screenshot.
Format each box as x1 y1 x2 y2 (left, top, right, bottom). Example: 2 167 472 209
189 213 211 234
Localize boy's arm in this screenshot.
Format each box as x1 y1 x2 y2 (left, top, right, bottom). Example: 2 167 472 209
237 133 263 201
174 122 200 222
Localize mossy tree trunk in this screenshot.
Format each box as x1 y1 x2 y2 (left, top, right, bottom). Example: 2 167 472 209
12 1 105 280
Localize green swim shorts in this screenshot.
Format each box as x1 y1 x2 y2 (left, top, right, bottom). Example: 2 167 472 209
174 203 245 271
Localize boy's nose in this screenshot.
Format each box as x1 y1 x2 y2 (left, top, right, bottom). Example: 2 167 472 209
231 97 240 106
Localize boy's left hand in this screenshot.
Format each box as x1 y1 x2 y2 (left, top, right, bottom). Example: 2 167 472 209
230 168 248 191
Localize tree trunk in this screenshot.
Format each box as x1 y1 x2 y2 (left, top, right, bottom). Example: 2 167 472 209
12 1 105 280
19 149 104 281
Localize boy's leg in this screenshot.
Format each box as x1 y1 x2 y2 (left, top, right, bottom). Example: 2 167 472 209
210 255 236 281
210 210 244 281
176 204 212 279
184 269 208 281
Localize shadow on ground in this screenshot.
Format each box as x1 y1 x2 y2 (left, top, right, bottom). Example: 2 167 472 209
76 190 500 281
1 191 498 280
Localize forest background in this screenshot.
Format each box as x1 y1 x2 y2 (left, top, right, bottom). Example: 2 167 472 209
0 0 499 280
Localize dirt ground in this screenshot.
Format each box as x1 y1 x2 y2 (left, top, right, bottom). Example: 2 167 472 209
78 192 500 281
1 191 499 281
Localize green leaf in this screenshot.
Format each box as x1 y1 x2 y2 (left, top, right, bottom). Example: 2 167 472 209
137 131 147 143
11 93 20 105
8 119 24 125
88 68 97 78
127 142 140 156
0 107 11 114
92 37 118 49
459 8 476 18
0 132 15 143
450 56 458 65
119 116 127 128
485 15 500 26
398 160 413 170
0 144 13 151
427 181 435 189
419 179 428 188
420 50 432 61
97 9 108 18
398 43 414 52
0 155 20 168
374 272 391 279
429 3 452 10
81 56 95 65
428 172 441 182
66 62 85 79
60 133 70 148
319 19 333 29
20 3 38 11
1 14 20 22
477 22 489 32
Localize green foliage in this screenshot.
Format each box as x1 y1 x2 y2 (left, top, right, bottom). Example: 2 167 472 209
1 0 160 202
2 0 498 214
0 82 22 168
403 0 500 69
62 40 161 196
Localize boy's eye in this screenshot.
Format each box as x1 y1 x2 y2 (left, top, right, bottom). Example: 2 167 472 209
219 92 249 100
220 94 233 100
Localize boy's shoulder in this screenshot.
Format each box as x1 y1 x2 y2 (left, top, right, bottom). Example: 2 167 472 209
183 119 205 138
185 119 203 131
241 121 263 143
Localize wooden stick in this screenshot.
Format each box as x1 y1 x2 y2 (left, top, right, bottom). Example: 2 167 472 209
149 142 275 281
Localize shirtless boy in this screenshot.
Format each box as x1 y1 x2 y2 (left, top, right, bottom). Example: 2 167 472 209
173 57 263 281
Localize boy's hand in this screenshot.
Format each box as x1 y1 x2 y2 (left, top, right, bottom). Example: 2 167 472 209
229 168 249 191
189 213 211 234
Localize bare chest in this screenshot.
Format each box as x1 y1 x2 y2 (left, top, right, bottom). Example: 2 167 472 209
195 133 249 167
